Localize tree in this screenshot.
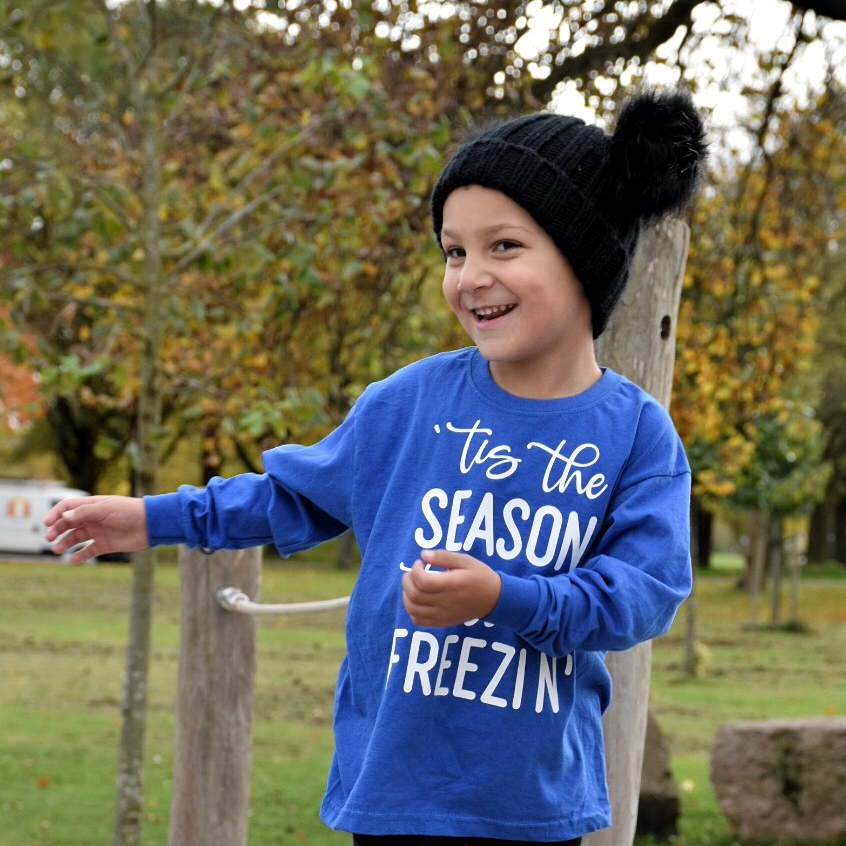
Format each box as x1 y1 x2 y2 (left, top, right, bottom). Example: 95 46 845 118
4 3 846 844
6 1 846 483
1 4 148 494
0 306 43 440
809 267 846 564
807 92 846 566
0 4 479 843
0 4 298 843
672 54 845 571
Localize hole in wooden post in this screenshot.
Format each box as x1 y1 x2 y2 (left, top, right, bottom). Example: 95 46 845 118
660 315 671 340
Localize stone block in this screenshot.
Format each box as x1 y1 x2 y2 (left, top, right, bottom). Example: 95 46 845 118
710 718 846 844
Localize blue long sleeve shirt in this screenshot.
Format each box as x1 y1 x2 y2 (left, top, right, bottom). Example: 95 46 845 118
145 347 692 840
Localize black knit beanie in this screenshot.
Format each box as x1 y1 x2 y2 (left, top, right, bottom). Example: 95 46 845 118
430 89 707 337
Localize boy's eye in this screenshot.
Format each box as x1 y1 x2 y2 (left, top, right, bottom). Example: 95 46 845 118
444 246 465 261
494 240 521 252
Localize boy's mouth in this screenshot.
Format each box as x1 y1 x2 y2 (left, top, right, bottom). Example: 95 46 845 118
473 304 516 322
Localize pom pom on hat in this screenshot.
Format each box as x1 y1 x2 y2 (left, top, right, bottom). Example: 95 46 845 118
603 88 708 225
430 88 708 337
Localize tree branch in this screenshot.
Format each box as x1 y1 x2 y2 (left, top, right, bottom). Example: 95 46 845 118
733 11 808 231
163 114 337 277
530 0 701 104
0 23 112 108
789 0 846 21
65 174 137 232
93 0 142 106
230 431 262 474
12 263 143 295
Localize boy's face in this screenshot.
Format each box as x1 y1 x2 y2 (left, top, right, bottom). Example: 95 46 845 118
440 185 595 397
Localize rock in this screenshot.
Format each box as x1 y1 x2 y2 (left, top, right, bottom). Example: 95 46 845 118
710 718 846 844
636 711 680 840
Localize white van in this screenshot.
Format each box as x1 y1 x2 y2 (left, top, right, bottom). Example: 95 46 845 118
0 480 89 555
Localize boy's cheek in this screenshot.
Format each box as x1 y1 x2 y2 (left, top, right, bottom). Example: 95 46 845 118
444 290 461 320
441 282 464 320
441 275 456 306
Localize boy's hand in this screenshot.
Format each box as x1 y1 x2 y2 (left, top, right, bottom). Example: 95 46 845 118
402 549 502 628
44 495 149 564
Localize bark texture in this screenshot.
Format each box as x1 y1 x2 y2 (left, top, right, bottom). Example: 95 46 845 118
168 546 262 846
583 219 690 846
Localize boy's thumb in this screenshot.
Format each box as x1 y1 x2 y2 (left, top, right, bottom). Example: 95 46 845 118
420 549 473 570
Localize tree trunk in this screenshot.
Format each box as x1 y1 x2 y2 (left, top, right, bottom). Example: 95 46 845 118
787 533 801 626
807 497 831 563
769 516 784 627
583 218 690 846
168 547 262 846
748 511 767 625
46 398 105 494
113 89 164 846
835 495 846 566
336 529 357 569
692 497 713 568
682 498 699 677
201 412 224 485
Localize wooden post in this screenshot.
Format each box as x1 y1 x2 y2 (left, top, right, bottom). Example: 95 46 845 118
168 547 262 846
583 218 690 846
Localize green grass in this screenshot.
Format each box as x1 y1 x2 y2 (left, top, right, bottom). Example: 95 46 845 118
1 550 844 845
642 558 846 846
0 551 354 846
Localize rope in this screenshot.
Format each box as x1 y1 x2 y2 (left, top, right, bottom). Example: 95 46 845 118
216 586 350 616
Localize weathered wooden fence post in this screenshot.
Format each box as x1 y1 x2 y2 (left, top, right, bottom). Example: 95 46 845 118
583 218 690 846
168 546 262 846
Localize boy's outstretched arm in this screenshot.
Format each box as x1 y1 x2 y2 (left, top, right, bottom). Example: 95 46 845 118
401 549 502 628
44 496 149 564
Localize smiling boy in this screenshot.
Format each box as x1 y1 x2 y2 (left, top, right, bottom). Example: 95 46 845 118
46 89 707 845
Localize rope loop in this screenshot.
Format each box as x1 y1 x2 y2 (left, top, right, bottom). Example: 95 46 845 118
216 586 350 616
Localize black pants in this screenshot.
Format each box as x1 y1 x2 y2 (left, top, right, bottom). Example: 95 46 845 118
353 836 582 845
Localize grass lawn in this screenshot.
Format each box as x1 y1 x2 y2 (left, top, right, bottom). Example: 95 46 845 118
0 549 844 845
646 560 846 846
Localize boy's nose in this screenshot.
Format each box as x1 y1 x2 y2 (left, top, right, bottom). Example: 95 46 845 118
456 258 494 292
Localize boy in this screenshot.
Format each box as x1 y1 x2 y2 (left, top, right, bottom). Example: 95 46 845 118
46 88 707 845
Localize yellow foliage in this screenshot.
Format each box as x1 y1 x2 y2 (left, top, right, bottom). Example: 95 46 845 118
673 93 841 505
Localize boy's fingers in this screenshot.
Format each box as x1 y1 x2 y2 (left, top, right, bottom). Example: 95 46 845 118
44 510 84 541
401 573 433 618
419 549 476 570
44 499 79 527
50 526 86 553
59 496 99 516
403 561 435 595
404 553 480 599
45 500 94 535
69 543 96 564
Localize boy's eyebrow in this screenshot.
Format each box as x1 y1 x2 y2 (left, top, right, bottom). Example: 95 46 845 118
441 223 533 240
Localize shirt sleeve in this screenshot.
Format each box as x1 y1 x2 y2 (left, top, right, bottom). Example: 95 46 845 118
144 400 360 553
486 410 692 658
487 469 691 657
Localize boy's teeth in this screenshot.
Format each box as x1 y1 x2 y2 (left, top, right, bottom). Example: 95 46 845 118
476 305 513 318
